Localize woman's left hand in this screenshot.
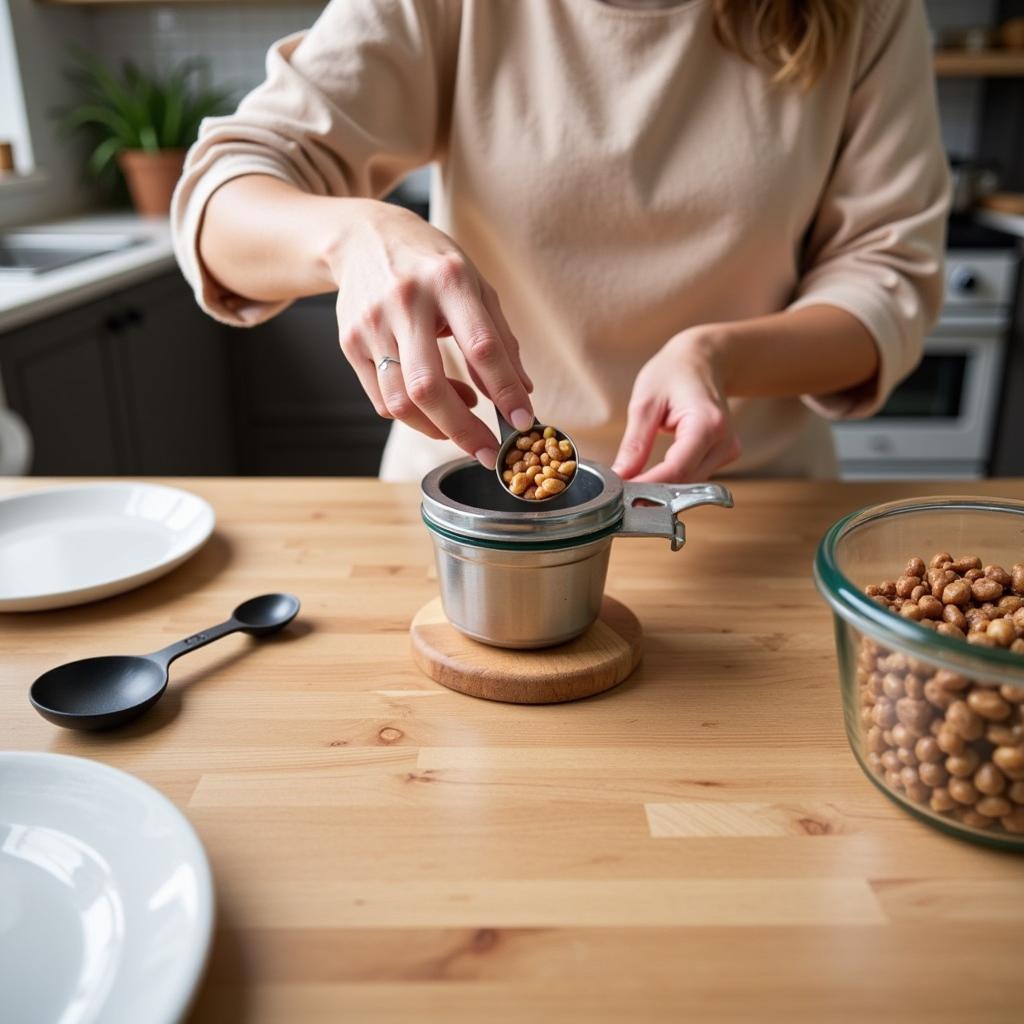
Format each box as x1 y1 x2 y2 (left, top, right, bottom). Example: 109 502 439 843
612 328 742 483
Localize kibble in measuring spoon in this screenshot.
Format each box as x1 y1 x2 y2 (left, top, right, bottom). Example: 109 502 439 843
497 424 579 502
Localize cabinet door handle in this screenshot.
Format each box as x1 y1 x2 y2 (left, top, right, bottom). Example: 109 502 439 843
105 313 126 334
126 307 144 326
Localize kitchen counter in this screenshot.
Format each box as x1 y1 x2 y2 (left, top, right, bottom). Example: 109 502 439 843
2 477 1023 1023
0 211 176 334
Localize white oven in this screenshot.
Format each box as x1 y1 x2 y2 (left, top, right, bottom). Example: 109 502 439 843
833 249 1018 479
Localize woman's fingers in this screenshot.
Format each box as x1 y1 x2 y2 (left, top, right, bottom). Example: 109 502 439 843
337 244 521 466
341 326 482 445
349 302 442 440
632 406 732 483
393 303 501 466
612 393 664 478
333 211 536 457
342 335 390 419
339 321 411 428
376 353 446 440
480 286 534 394
691 434 742 482
435 262 534 431
449 379 479 408
463 361 488 398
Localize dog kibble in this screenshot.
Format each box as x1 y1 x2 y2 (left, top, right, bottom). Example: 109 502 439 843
949 777 980 804
988 619 1017 648
976 795 1013 818
993 745 1024 778
1013 563 1024 595
973 577 1004 603
941 579 972 607
958 808 995 828
967 688 1012 721
501 425 577 501
858 552 1024 838
974 761 1006 795
936 726 965 756
946 746 982 777
918 761 948 788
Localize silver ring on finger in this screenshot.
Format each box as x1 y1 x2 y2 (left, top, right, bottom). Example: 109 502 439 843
376 355 401 373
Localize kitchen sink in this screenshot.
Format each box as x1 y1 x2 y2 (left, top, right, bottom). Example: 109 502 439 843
0 231 144 277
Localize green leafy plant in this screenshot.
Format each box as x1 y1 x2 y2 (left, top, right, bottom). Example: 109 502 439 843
57 51 233 183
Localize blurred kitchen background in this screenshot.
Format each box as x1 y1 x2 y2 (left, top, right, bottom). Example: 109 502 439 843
0 0 1023 479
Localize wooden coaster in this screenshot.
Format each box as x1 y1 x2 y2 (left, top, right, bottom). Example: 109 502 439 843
410 596 642 704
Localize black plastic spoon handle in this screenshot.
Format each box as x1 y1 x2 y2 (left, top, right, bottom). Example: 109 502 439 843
149 618 241 669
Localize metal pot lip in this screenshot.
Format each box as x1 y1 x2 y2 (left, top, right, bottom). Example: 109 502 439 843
421 457 624 544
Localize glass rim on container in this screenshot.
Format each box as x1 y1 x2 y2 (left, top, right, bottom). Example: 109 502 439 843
814 494 1024 688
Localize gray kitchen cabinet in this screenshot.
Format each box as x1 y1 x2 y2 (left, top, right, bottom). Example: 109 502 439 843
1 275 388 476
109 274 235 474
229 294 390 475
1 272 236 475
0 293 128 474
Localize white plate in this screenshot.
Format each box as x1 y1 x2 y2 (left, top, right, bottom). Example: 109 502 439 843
0 483 215 611
0 752 214 1024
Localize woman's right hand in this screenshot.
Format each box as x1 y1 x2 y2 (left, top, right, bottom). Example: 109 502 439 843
328 201 534 468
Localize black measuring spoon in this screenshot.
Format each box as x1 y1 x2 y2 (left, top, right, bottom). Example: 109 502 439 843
29 593 300 731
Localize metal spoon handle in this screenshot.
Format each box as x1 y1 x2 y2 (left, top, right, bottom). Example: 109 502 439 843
148 617 240 669
496 411 532 445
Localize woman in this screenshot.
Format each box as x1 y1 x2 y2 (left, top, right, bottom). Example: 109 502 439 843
173 0 949 482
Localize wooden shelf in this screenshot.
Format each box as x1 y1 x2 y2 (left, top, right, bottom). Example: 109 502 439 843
934 50 1024 77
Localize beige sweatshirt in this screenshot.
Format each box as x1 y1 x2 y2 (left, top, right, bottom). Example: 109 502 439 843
172 0 950 481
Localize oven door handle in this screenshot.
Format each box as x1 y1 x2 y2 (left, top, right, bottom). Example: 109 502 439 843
930 314 1009 336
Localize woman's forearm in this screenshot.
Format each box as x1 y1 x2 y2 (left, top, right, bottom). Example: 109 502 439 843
701 305 880 399
613 304 883 481
198 175 389 302
197 172 536 460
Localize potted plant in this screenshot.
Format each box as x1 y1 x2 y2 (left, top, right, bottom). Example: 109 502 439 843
58 54 232 217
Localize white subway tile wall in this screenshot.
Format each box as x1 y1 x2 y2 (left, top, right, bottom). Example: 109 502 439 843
926 0 998 33
92 3 326 95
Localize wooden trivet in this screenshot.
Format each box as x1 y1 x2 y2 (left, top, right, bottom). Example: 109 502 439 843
410 595 642 703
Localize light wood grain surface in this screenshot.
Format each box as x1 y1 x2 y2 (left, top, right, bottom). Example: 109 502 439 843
2 477 1023 1024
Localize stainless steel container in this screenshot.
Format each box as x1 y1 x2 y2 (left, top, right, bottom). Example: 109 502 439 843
421 458 733 648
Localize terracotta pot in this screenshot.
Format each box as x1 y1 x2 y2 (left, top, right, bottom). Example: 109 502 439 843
116 149 186 217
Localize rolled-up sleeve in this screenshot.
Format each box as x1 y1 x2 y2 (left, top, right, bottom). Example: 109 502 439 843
171 0 459 326
791 0 951 420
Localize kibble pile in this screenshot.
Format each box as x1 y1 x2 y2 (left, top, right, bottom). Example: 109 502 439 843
866 554 1024 650
502 426 577 501
858 553 1024 834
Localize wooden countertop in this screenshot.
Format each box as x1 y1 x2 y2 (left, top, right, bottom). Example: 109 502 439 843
2 478 1023 1024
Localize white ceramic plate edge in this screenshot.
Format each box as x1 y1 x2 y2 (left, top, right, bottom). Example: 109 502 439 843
0 751 216 1024
0 483 216 612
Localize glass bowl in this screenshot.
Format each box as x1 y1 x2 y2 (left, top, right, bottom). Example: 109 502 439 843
815 496 1024 850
